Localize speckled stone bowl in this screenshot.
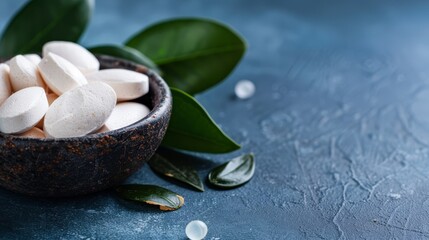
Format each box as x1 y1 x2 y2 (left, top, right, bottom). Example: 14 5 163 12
0 55 172 197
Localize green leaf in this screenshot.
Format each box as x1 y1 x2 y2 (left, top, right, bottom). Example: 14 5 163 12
88 45 160 72
208 153 255 188
162 88 240 153
115 184 184 211
149 154 204 192
126 18 246 94
0 0 94 57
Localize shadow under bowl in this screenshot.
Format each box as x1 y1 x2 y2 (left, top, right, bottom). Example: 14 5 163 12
0 55 172 197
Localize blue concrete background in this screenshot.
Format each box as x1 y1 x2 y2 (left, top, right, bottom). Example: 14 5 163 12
2 0 429 239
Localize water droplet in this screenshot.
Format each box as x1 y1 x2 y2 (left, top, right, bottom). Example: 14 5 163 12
186 220 208 240
235 80 255 99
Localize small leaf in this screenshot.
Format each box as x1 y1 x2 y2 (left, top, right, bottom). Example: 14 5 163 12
126 18 246 94
116 184 184 211
88 45 160 72
162 88 240 153
0 0 94 57
149 154 204 192
208 153 255 188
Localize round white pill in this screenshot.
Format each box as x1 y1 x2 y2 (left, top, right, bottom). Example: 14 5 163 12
44 82 116 138
38 53 88 96
235 80 255 99
185 220 208 240
23 54 42 66
102 102 150 132
9 55 46 92
18 127 45 138
43 41 99 74
0 87 48 134
86 69 149 101
0 64 12 105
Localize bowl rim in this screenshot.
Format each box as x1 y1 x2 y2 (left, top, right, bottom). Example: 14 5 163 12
0 56 172 143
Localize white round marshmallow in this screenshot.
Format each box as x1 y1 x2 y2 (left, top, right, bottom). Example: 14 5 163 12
44 82 116 138
0 87 49 134
38 53 88 96
43 41 99 74
101 102 150 132
9 55 46 92
86 69 149 101
0 64 12 105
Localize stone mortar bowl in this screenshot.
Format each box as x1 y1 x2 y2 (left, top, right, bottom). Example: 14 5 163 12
0 55 172 197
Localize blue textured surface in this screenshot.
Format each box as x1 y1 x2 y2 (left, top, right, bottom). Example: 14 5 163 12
2 0 429 239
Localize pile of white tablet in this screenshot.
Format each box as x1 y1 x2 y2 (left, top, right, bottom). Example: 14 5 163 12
0 41 151 138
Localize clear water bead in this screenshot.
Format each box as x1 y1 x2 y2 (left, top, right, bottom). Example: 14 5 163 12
235 80 255 99
185 220 208 240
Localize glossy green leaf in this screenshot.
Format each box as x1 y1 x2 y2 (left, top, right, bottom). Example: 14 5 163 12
208 153 255 188
0 0 94 57
162 88 240 153
126 18 246 94
149 154 204 192
88 45 160 72
116 184 184 211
